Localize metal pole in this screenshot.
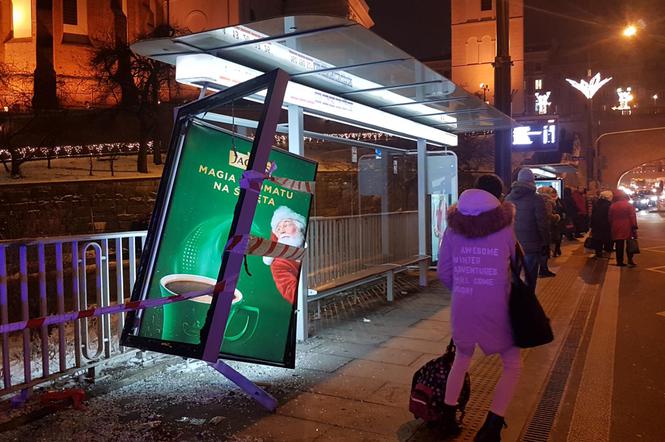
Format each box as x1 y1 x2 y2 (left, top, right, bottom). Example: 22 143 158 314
417 138 428 287
288 105 309 342
494 0 513 188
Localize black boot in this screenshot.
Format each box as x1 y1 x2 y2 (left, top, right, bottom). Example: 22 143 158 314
439 404 461 437
474 411 506 442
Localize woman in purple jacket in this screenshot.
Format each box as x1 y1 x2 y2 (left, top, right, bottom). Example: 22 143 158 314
437 188 522 441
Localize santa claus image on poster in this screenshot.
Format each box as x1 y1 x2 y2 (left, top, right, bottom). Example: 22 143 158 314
263 206 306 304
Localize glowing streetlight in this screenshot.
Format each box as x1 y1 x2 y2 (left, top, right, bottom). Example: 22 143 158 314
623 24 637 37
479 83 490 103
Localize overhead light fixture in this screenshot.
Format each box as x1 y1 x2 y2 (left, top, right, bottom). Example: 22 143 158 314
530 167 557 178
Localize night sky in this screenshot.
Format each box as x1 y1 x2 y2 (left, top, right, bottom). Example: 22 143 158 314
365 0 665 64
365 0 451 60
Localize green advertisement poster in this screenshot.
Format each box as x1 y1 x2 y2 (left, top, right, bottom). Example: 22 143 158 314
135 120 316 367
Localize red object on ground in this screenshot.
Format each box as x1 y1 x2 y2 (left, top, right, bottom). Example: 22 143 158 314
40 389 87 410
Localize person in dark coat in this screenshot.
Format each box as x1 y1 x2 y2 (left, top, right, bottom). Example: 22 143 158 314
550 187 565 256
562 187 579 241
590 190 613 258
505 168 549 291
609 190 638 267
536 186 557 277
474 173 505 200
572 187 588 237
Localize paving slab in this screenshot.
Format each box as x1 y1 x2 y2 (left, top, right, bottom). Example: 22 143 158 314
316 424 415 441
278 391 415 436
237 414 333 441
380 336 445 354
306 374 386 401
395 325 449 342
359 347 423 366
337 359 417 385
309 341 377 359
293 353 353 373
367 381 412 408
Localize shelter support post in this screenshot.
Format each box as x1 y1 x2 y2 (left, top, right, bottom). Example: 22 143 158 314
417 138 428 287
289 105 309 342
209 360 277 412
494 0 513 187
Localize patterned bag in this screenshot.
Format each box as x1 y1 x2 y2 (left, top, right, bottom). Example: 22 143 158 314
409 340 471 423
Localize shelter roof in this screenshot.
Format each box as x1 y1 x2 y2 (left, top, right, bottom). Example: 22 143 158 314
132 15 513 145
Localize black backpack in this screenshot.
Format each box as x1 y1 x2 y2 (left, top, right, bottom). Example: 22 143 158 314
409 340 471 423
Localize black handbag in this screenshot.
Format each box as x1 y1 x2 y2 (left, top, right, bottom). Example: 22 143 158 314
509 250 554 348
627 238 640 254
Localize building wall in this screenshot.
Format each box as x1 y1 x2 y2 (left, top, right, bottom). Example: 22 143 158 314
167 0 239 32
0 0 168 108
0 0 372 110
450 0 524 115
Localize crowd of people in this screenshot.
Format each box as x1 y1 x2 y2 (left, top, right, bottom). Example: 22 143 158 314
435 169 639 441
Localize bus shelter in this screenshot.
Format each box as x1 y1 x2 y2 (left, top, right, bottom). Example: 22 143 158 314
130 15 513 342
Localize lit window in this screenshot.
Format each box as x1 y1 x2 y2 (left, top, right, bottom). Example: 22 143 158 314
11 0 32 39
481 0 492 11
63 0 88 35
535 79 543 90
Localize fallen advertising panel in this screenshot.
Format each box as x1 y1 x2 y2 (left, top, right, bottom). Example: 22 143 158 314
122 120 316 368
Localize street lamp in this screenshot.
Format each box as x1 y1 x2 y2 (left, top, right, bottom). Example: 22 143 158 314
566 72 613 186
622 24 638 38
479 83 490 103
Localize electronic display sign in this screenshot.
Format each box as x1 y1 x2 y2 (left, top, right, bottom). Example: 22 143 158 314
512 119 559 152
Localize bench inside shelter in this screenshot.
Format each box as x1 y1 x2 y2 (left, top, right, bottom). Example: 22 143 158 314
307 254 430 315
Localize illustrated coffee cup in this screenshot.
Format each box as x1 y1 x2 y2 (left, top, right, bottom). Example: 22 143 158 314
160 274 259 344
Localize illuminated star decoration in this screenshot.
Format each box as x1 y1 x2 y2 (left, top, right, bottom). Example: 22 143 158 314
535 91 551 115
565 73 613 99
612 87 634 111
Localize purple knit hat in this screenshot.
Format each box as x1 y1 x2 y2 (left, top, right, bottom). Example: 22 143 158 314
457 189 501 216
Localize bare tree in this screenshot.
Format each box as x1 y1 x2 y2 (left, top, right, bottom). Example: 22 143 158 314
0 62 42 178
90 9 175 173
453 133 495 172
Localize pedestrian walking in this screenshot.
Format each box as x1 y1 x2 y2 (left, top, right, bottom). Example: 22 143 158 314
550 187 565 256
505 169 549 291
474 173 504 200
590 190 613 258
572 187 588 237
562 187 579 241
609 190 638 267
536 186 557 277
437 188 522 441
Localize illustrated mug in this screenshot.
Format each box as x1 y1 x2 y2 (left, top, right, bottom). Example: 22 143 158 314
160 274 259 344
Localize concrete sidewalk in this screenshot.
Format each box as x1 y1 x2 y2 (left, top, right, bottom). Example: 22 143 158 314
0 238 602 441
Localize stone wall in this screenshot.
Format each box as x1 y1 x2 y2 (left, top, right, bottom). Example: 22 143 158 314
0 177 160 240
0 165 420 240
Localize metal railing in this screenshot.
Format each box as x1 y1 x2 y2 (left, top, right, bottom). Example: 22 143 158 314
0 211 418 397
0 231 146 398
306 211 419 288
